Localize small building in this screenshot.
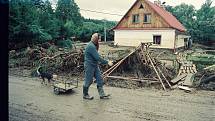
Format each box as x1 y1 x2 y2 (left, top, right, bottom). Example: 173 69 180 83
112 0 190 51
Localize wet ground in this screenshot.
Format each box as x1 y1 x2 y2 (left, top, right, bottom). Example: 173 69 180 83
9 75 215 121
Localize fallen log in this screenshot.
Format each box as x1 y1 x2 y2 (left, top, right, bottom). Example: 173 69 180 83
106 75 159 82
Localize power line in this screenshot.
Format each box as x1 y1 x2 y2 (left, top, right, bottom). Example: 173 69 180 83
51 2 123 16
80 9 123 16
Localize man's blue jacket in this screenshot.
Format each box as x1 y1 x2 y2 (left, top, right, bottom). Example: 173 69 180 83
84 41 108 66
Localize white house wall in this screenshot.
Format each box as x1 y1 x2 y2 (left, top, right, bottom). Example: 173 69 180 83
114 29 176 49
175 34 188 48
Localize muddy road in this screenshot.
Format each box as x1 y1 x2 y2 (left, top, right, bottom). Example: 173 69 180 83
9 75 215 121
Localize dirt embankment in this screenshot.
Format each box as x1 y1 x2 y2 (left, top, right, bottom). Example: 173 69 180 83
9 75 215 121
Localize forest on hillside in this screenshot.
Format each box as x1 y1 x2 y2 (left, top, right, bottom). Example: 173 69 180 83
9 0 215 50
9 0 116 50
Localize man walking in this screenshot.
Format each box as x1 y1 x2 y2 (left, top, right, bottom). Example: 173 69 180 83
83 33 113 100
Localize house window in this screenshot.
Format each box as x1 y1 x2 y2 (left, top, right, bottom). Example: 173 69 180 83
153 35 161 45
144 13 151 23
132 14 139 23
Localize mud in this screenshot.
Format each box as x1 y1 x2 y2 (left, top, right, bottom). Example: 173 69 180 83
9 75 215 121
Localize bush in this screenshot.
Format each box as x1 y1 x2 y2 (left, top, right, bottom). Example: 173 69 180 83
56 39 73 49
39 31 52 43
47 45 58 55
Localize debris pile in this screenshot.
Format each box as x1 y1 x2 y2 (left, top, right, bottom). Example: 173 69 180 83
170 60 197 92
170 51 215 92
195 68 215 91
9 45 85 75
37 49 84 73
102 43 176 90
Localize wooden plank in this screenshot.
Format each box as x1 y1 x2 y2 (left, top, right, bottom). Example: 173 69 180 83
193 68 197 73
178 85 192 92
182 69 186 73
170 74 187 84
204 64 215 70
183 74 194 86
148 52 172 88
189 68 194 73
157 66 172 88
146 52 166 91
177 69 182 76
186 69 190 73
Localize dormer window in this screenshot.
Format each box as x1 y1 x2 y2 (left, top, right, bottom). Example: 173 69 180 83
132 14 139 23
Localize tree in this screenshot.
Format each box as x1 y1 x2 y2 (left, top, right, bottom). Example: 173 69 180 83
55 0 83 39
78 21 103 42
64 20 77 37
38 0 60 40
196 0 215 42
8 0 116 50
166 3 196 40
9 0 42 47
77 19 116 42
166 1 215 43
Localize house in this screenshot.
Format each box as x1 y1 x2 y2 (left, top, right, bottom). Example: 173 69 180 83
112 0 190 51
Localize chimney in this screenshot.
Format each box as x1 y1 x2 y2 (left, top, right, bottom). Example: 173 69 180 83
154 0 166 10
160 4 166 10
154 0 161 6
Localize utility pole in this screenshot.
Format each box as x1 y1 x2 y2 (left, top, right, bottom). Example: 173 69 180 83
103 18 107 42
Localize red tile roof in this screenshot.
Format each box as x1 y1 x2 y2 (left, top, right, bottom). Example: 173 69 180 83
113 0 186 32
145 0 186 32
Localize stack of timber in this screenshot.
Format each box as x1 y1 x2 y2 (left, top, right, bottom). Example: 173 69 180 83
171 54 198 92
102 42 173 91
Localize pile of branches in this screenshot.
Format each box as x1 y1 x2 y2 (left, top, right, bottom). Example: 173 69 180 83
35 49 84 74
9 44 85 75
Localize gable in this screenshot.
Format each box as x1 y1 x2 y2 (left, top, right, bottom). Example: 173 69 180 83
113 0 186 32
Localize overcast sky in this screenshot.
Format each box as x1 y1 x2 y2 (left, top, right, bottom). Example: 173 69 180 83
52 0 215 21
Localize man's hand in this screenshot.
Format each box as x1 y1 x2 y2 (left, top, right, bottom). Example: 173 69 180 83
108 60 113 66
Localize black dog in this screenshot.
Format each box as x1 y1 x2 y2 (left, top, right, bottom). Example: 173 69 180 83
37 67 57 85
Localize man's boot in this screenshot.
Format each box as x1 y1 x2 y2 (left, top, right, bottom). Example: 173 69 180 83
97 86 111 99
83 86 94 100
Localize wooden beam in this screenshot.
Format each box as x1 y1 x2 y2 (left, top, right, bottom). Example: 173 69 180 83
157 66 172 88
146 52 166 91
183 73 194 86
148 53 172 88
106 76 159 82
